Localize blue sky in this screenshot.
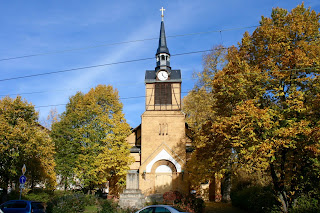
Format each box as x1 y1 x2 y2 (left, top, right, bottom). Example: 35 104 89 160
0 0 319 128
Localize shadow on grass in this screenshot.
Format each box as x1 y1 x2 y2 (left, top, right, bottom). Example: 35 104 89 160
205 202 247 213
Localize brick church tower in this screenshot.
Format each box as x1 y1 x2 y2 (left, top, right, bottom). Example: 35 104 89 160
126 8 191 198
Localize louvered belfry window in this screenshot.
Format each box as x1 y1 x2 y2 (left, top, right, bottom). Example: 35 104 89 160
155 83 172 105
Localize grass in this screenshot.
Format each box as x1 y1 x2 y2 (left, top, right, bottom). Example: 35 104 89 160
84 205 99 213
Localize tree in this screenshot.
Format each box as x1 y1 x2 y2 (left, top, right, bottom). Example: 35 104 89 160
51 85 133 195
184 4 320 212
0 96 56 199
184 46 231 199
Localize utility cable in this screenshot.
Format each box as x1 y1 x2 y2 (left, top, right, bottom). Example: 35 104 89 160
0 50 212 82
2 33 319 83
34 92 192 108
2 66 319 97
0 25 258 62
1 33 319 83
1 25 317 63
33 64 319 110
31 65 320 107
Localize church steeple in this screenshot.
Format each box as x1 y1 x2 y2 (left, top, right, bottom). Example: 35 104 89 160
156 7 170 72
156 20 170 55
144 7 181 110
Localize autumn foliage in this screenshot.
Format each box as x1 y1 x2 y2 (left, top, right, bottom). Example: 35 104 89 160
51 85 133 195
0 96 56 196
184 3 320 212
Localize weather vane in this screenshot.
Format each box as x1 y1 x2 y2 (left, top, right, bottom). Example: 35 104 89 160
160 7 165 21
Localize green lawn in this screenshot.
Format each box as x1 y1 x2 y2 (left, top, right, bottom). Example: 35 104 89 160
84 205 99 213
205 202 247 213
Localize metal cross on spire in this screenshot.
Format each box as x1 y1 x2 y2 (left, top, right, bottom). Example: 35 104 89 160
160 7 165 21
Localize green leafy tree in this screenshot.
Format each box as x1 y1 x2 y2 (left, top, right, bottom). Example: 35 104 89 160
184 4 320 212
0 96 56 198
51 85 133 195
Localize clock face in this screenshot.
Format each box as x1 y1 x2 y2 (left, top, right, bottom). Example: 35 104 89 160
157 70 168 81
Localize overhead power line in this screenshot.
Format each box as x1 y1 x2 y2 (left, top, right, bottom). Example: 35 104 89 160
1 46 318 84
0 25 258 62
32 62 320 110
0 80 148 97
2 65 319 97
0 49 212 82
0 77 200 97
2 33 319 83
0 57 153 82
1 29 318 83
34 92 192 108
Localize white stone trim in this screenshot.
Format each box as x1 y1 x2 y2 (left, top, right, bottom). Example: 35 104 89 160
146 149 181 173
155 165 172 173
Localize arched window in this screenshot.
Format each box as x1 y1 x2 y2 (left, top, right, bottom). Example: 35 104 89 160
161 55 165 60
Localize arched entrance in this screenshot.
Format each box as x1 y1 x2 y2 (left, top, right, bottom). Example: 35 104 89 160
151 160 177 194
155 165 172 193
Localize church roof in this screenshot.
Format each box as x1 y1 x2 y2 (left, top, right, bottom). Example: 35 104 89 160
145 69 181 83
156 21 170 55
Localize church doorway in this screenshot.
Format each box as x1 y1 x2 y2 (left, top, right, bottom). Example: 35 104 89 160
155 165 172 194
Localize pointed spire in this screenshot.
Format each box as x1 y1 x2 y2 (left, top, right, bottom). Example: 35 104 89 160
156 8 170 55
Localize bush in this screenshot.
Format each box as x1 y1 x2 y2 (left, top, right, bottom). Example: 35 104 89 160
231 185 279 213
0 190 20 202
98 199 117 213
46 193 87 213
165 192 205 213
163 191 183 204
98 199 135 213
291 195 320 213
183 194 205 213
85 194 97 206
23 189 54 203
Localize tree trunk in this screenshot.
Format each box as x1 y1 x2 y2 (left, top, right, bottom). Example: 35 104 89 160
279 191 289 213
222 170 231 202
270 160 289 213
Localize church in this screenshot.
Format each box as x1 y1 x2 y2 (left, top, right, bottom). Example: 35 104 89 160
127 9 191 196
126 8 192 197
123 8 220 204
